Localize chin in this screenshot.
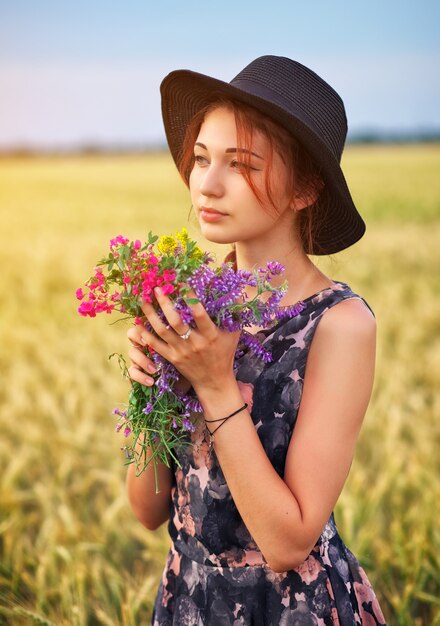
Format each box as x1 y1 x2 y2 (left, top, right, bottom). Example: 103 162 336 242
199 225 236 245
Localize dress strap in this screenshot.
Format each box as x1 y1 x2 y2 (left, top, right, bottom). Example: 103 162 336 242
338 292 376 319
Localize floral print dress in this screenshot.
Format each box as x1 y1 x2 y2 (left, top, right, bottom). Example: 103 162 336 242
151 280 387 625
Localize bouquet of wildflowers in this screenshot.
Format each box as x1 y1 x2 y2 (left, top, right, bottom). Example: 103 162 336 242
76 228 305 491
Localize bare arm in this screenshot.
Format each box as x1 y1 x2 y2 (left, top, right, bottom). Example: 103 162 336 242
124 331 191 531
193 298 377 571
125 439 173 531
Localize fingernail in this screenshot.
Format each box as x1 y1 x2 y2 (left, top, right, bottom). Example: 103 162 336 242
147 364 157 374
154 287 162 296
140 336 147 345
145 376 154 386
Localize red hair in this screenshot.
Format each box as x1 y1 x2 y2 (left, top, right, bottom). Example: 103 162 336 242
177 97 330 258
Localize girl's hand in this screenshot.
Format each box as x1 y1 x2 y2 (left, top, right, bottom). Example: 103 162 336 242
139 285 241 394
126 325 192 393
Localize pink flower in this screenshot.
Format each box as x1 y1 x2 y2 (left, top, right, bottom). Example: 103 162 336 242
123 427 132 437
78 301 96 317
146 268 159 279
88 271 105 291
76 288 84 300
163 269 176 282
94 269 105 285
95 301 114 314
123 275 131 284
110 235 129 249
134 239 142 250
148 255 159 265
161 283 175 295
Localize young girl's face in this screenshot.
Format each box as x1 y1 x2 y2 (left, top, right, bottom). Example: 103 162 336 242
189 106 295 246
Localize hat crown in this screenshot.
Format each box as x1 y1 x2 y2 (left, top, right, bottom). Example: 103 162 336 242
230 55 347 161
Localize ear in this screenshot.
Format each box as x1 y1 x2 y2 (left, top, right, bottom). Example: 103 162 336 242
290 179 325 211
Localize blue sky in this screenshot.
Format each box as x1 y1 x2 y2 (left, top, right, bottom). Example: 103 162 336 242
0 0 439 148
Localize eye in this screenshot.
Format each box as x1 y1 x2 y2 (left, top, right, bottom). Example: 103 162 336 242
231 160 259 172
194 155 208 165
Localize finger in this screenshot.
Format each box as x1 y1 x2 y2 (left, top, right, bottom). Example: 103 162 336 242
127 327 144 348
128 325 157 351
127 364 156 386
142 297 188 342
182 287 216 337
137 321 171 359
127 346 158 375
146 287 190 336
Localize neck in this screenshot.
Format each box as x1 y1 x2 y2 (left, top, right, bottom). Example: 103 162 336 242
232 237 332 306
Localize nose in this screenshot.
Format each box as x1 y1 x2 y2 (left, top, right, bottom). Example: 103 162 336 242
198 162 224 198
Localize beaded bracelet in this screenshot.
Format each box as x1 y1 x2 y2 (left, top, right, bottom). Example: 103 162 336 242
205 403 248 453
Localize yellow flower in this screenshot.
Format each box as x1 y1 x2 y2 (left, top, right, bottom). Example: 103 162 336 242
157 235 177 255
175 228 189 246
157 228 204 260
191 247 205 260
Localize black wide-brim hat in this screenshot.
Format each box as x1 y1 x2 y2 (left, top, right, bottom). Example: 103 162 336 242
160 55 365 255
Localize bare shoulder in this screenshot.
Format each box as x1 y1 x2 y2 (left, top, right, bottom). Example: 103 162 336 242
305 296 377 400
317 296 377 342
304 296 377 413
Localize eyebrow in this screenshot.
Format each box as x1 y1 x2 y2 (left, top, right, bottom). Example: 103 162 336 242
194 142 264 160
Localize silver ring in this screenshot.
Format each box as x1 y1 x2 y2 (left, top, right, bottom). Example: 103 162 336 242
179 327 192 340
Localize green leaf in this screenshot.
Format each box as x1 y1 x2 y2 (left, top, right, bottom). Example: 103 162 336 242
185 298 200 305
147 231 159 245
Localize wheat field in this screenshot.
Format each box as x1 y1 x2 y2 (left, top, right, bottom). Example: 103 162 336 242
0 145 439 625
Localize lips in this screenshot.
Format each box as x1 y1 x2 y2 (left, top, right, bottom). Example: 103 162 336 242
200 207 226 216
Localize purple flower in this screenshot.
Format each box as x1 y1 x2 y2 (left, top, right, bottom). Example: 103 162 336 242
109 233 305 477
182 418 196 432
266 260 285 275
240 332 273 363
275 300 306 320
142 402 154 415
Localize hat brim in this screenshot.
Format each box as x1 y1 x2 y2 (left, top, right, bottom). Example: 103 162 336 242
160 69 365 255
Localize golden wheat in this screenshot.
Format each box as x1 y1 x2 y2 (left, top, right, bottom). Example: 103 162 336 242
0 147 439 625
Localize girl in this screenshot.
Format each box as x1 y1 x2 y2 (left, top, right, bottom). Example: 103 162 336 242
126 55 387 625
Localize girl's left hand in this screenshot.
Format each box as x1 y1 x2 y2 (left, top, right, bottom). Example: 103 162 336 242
139 286 241 393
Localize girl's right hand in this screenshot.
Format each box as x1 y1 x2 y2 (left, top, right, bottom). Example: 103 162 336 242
126 326 192 393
